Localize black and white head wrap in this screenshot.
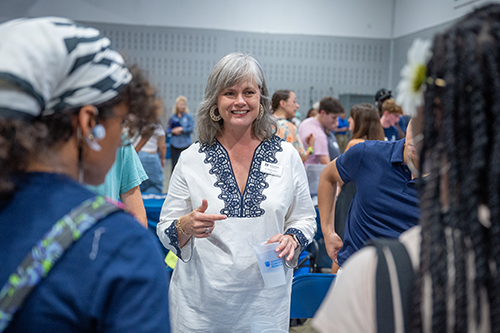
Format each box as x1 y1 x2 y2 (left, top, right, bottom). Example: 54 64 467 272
0 17 131 121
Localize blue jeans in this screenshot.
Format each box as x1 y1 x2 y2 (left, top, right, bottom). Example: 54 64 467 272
138 151 164 193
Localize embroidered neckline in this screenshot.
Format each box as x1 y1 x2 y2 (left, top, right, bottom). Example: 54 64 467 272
199 135 282 218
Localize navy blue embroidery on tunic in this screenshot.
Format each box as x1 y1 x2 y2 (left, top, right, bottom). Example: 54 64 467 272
198 135 283 218
285 228 309 249
164 220 182 258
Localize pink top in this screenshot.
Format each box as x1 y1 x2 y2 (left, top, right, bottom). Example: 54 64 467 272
298 117 328 167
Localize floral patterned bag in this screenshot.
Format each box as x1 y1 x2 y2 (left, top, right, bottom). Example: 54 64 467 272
0 196 121 332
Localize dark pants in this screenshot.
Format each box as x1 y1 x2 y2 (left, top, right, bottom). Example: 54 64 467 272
170 146 189 173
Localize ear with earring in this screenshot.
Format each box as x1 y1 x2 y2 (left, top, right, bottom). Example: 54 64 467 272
85 124 106 151
258 104 264 119
210 105 221 121
77 107 107 183
84 106 107 152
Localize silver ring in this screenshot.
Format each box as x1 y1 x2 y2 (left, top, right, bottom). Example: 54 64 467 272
205 227 210 234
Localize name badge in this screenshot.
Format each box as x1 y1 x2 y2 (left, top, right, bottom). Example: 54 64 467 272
260 161 282 177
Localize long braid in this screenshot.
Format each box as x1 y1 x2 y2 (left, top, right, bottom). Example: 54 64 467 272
428 28 458 333
459 24 490 331
412 4 500 332
439 27 466 333
484 25 500 333
410 44 444 332
471 33 500 328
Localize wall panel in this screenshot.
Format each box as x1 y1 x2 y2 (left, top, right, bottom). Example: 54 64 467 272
85 21 390 122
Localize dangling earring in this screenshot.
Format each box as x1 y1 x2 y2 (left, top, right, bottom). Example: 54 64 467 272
258 104 264 119
210 105 221 121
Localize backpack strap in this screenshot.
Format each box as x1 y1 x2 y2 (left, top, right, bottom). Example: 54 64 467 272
368 238 415 333
0 196 121 332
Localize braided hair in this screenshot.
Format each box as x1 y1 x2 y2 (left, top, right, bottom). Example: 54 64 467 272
412 4 500 332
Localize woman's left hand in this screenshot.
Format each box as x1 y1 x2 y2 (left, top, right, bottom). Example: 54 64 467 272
266 233 298 262
171 127 183 135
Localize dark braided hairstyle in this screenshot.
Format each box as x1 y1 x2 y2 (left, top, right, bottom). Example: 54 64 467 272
411 4 500 332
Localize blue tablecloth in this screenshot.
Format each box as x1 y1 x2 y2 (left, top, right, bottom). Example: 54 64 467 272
142 193 168 258
142 193 167 223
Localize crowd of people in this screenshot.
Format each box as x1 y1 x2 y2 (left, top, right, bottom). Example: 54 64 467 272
2 3 500 332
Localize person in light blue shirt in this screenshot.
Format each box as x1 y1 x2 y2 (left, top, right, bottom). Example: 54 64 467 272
87 145 148 226
168 95 194 172
88 145 147 201
86 64 159 228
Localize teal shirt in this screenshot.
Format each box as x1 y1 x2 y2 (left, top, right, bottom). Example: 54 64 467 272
88 145 148 200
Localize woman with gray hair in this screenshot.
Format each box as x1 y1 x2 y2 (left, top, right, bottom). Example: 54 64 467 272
157 53 316 332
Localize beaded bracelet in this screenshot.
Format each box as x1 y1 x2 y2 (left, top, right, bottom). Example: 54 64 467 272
175 218 188 236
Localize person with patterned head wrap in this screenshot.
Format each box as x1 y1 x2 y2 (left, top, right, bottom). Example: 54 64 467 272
0 17 170 332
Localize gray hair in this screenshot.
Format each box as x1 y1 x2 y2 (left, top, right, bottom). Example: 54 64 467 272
197 53 275 144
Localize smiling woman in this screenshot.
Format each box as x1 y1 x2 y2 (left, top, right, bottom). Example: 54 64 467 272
216 79 261 134
157 52 317 332
196 53 275 145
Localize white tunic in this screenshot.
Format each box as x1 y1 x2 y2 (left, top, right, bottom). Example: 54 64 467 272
157 136 316 332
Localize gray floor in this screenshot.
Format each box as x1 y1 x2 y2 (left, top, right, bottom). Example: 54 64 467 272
290 319 319 333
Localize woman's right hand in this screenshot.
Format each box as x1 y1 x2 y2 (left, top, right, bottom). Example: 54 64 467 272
178 199 227 238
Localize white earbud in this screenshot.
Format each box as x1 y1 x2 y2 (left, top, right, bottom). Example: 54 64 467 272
85 124 106 151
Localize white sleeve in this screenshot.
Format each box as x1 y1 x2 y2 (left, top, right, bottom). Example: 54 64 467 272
283 146 317 267
156 154 194 262
312 247 378 333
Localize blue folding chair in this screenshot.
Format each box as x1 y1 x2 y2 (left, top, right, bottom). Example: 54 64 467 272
294 239 320 276
290 273 336 319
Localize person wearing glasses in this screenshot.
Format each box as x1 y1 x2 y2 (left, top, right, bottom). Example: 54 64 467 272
0 17 170 332
86 65 161 228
